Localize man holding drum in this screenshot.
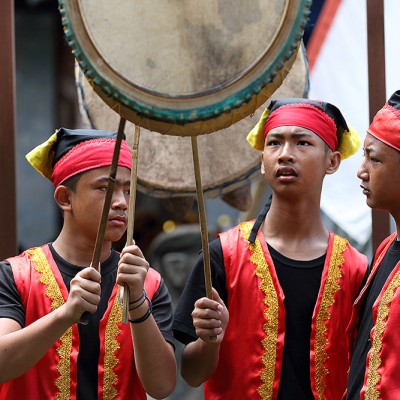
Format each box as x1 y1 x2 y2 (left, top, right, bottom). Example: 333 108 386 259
173 98 368 399
0 129 176 399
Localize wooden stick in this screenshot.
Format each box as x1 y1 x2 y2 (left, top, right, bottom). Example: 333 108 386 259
190 136 212 299
122 125 141 323
80 117 126 325
366 0 390 252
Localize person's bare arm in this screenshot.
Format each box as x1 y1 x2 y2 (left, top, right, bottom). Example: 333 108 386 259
0 267 101 383
180 288 229 387
117 243 176 399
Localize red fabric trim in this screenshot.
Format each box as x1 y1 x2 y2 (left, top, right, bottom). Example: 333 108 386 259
51 138 132 187
367 105 400 151
307 0 343 71
263 103 338 150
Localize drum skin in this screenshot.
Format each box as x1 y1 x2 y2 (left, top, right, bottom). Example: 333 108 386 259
60 0 311 136
75 45 309 203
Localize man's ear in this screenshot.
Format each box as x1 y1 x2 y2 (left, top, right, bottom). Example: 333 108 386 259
54 185 73 211
325 151 341 175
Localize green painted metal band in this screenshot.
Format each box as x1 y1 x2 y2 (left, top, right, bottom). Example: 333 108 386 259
59 0 312 125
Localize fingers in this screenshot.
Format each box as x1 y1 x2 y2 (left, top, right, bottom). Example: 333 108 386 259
192 293 226 343
211 287 224 305
66 267 102 321
117 243 149 300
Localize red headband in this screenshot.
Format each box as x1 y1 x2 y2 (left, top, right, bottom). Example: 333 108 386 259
51 138 132 187
367 104 400 151
263 103 338 150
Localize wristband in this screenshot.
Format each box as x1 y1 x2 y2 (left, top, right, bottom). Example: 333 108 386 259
128 296 153 323
118 289 146 309
128 306 152 324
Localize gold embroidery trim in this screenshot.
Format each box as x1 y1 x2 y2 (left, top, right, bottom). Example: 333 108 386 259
103 288 122 400
364 268 400 400
239 222 279 400
28 247 72 400
313 235 347 400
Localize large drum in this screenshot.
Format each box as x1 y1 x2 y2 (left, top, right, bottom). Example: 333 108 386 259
60 0 311 136
75 46 309 210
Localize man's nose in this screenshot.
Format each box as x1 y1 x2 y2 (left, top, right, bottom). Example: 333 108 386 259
278 143 294 162
357 160 368 180
112 188 128 209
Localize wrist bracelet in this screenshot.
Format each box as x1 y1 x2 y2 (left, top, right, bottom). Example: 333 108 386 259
129 290 146 305
118 289 146 309
129 296 146 311
128 307 151 323
128 302 153 324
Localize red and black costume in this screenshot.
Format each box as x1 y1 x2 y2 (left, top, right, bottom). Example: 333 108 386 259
174 208 367 400
347 233 400 400
0 244 174 399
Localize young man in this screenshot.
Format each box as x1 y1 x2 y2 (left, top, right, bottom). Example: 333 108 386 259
346 90 400 400
173 98 368 399
0 129 176 399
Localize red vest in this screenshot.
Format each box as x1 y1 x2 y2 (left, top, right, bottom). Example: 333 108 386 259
348 233 400 400
0 244 160 400
204 221 367 400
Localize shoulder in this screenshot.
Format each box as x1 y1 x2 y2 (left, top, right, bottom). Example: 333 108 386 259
145 267 162 297
330 232 368 269
6 244 49 266
0 260 13 276
218 219 256 246
376 232 397 256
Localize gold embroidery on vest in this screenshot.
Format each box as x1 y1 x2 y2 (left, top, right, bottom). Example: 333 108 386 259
239 222 279 400
314 235 347 400
28 247 72 400
364 268 400 400
103 289 123 400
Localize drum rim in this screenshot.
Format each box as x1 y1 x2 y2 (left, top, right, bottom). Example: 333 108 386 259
75 44 310 198
59 0 312 127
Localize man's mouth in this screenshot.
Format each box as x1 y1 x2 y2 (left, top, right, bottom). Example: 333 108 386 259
276 166 297 177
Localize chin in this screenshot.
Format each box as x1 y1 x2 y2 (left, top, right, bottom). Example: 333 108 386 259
105 230 126 244
365 199 375 209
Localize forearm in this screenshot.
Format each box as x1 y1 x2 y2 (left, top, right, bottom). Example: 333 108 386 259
130 312 176 399
0 306 73 383
181 338 220 387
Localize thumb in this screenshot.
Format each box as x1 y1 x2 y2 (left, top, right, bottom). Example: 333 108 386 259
211 287 225 307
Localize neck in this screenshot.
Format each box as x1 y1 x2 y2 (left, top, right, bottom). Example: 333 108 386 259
53 230 112 267
261 195 329 260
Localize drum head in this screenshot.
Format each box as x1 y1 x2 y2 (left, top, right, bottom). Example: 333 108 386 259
76 45 309 201
61 0 311 135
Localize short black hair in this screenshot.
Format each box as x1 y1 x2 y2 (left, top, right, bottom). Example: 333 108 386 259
62 171 83 192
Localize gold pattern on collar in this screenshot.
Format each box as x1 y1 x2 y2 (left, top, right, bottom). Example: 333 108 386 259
314 235 347 400
364 268 400 400
240 222 279 400
103 288 123 399
28 247 72 400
